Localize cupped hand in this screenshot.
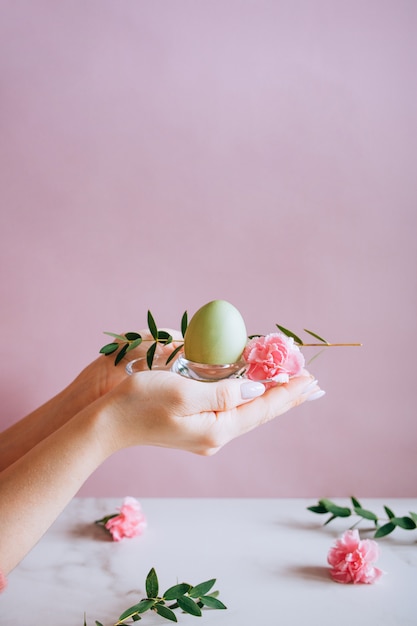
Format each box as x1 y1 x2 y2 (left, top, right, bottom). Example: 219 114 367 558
100 369 322 456
70 329 183 407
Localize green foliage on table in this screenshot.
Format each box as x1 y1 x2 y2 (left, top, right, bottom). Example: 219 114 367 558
308 496 417 538
84 567 226 625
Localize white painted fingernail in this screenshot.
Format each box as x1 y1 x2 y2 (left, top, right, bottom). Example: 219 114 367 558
303 378 319 393
240 381 266 399
306 389 326 401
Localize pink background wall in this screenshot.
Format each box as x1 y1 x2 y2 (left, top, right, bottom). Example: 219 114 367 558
1 1 416 497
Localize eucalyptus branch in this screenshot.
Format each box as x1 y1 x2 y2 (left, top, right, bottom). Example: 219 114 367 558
84 567 226 625
308 497 417 538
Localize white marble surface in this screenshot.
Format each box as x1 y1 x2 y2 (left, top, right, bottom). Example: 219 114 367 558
2 498 417 625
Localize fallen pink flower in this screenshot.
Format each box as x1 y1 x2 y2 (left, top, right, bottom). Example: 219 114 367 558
104 497 147 542
327 529 383 584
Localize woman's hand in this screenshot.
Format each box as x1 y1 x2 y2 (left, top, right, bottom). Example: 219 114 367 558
97 369 322 456
0 363 323 574
71 328 183 406
0 330 183 471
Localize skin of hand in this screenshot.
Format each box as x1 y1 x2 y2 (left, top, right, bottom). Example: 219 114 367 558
0 368 321 574
0 329 181 471
71 328 183 403
99 369 318 455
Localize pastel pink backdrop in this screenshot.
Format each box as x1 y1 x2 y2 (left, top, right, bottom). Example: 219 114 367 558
1 1 416 497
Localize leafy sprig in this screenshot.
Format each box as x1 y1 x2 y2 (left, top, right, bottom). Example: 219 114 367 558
101 312 361 369
100 311 188 368
275 325 361 348
308 497 417 538
84 567 226 625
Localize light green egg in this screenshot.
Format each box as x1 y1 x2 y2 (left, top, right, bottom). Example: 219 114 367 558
184 300 247 365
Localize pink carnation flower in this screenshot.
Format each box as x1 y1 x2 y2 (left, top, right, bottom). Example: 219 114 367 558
243 332 304 384
327 530 383 584
105 497 147 542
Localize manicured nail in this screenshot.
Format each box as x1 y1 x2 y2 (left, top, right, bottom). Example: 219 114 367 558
306 389 326 401
240 381 266 399
303 378 319 393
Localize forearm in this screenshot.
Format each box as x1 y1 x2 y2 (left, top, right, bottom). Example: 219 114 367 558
0 370 320 576
0 363 112 471
0 400 118 575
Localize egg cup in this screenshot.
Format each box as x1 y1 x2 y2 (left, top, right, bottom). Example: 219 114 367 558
125 352 248 381
125 354 173 375
171 354 248 381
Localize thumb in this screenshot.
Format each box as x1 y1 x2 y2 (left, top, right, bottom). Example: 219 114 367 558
194 378 267 413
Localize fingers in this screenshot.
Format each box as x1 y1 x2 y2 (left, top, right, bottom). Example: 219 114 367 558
107 369 326 457
126 370 323 421
229 374 324 438
185 372 317 414
169 372 324 454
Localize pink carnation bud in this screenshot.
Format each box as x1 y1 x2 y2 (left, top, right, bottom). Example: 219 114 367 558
327 530 384 584
105 497 147 542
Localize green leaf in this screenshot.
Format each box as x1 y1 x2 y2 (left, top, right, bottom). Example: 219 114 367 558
409 511 417 524
319 499 351 517
137 599 157 614
118 600 154 622
350 496 362 508
115 343 129 366
303 328 329 344
103 331 127 341
306 348 327 365
94 512 117 525
95 621 104 626
276 324 303 345
126 338 142 353
117 600 148 624
307 504 328 514
125 332 141 341
392 516 417 530
146 342 157 369
147 310 158 340
99 342 119 355
132 615 141 622
146 567 159 599
353 507 378 522
157 330 173 344
181 311 188 337
154 604 177 622
188 579 216 598
177 595 202 616
165 344 184 364
323 514 337 525
167 602 179 610
199 596 227 610
384 505 395 519
163 583 192 601
374 522 396 538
